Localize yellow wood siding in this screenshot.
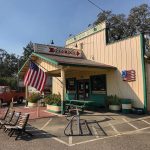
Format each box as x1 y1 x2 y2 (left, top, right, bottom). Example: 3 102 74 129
66 24 144 108
36 58 59 72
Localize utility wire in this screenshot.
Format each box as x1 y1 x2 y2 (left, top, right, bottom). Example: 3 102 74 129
87 0 105 12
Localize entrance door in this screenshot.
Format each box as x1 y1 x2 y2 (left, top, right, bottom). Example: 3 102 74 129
77 79 89 100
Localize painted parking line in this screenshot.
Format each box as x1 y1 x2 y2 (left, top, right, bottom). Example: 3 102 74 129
52 137 70 146
122 118 138 130
109 122 120 135
142 119 150 125
40 118 52 130
69 136 73 145
69 125 150 146
92 125 99 138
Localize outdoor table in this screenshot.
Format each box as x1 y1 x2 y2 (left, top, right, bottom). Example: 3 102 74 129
64 100 93 136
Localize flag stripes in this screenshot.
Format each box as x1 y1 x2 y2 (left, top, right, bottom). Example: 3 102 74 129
24 62 47 92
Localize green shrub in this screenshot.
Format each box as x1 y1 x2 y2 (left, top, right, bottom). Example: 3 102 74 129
28 93 41 103
44 93 61 106
107 95 121 105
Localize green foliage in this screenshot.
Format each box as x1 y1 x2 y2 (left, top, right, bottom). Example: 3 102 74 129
44 93 61 106
93 4 150 42
28 93 41 103
0 77 17 90
23 41 34 61
0 49 19 77
106 95 121 105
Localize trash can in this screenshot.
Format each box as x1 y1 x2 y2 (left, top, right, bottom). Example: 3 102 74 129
121 99 132 114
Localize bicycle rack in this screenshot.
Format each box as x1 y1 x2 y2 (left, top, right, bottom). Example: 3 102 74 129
64 107 92 136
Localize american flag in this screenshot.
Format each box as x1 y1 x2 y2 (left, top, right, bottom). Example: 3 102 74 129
122 70 136 82
24 62 47 92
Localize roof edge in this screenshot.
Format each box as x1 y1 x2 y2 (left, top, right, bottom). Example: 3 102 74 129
32 52 59 65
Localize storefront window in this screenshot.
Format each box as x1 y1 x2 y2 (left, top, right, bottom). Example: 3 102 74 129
91 75 106 94
66 78 76 93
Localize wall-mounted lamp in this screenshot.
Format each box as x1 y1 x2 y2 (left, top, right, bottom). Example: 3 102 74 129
75 43 78 48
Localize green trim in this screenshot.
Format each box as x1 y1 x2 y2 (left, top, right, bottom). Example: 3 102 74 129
47 109 61 114
105 28 109 44
106 34 140 46
66 22 106 45
32 52 59 65
140 34 147 113
66 29 105 46
59 63 116 70
18 58 30 75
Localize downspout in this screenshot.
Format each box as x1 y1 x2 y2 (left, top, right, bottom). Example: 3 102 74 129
140 33 147 113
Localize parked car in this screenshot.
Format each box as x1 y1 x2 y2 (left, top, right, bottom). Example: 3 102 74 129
0 86 25 105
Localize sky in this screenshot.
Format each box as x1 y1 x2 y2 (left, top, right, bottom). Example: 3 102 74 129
0 0 149 56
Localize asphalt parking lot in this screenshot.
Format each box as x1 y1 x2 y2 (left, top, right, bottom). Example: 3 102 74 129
1 107 150 150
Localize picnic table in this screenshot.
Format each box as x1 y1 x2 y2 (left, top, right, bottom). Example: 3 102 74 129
65 100 93 113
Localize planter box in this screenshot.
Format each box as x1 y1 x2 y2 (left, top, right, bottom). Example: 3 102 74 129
47 104 61 113
28 102 37 107
109 105 121 112
122 104 132 114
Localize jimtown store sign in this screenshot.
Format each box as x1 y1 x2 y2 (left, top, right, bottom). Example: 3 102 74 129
34 43 82 58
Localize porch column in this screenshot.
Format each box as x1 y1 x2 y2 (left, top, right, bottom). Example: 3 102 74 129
61 68 66 114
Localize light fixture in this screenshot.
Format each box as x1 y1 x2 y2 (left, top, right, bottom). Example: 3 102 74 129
51 40 54 45
75 43 78 48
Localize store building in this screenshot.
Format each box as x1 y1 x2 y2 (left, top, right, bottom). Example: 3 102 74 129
18 21 150 113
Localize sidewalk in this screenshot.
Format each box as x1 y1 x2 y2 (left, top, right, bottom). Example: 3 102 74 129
0 106 55 120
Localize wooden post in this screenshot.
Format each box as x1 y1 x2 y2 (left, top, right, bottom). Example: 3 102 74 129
10 97 14 110
61 68 66 115
25 86 28 107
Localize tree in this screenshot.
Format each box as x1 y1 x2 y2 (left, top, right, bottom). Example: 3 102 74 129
23 41 34 61
127 4 150 35
18 41 34 70
93 4 150 42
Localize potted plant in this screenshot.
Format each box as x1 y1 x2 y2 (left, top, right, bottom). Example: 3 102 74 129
27 92 41 107
45 93 61 113
121 99 132 114
107 95 121 112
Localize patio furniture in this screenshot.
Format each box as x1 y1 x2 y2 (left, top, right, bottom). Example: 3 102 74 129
0 110 15 129
4 112 21 132
5 113 33 140
64 106 92 136
0 108 10 121
65 100 93 113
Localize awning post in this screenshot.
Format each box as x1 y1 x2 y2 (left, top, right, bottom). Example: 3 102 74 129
61 68 66 115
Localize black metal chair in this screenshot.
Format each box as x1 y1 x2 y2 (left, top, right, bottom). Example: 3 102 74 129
0 108 10 121
5 113 33 140
3 112 21 132
0 110 15 129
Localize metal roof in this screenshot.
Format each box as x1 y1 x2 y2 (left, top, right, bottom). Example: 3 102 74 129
32 52 116 69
